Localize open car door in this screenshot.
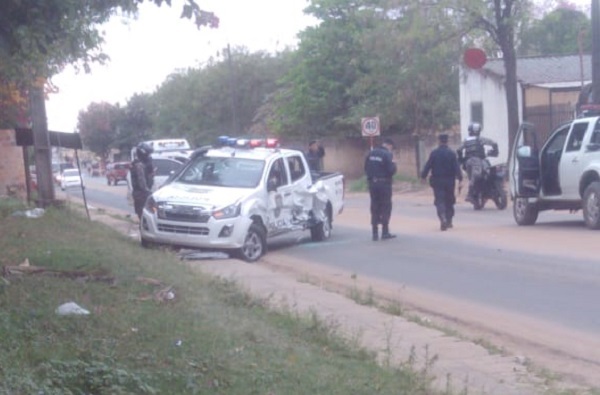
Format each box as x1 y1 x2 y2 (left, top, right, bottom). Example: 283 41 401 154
509 122 541 198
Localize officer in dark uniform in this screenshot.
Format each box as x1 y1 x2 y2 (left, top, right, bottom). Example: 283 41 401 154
130 142 155 220
364 138 397 241
306 140 325 172
421 133 463 231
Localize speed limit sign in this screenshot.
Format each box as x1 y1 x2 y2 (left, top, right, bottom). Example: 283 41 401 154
361 117 380 137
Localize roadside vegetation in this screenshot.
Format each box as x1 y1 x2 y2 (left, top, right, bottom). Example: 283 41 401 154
0 198 441 394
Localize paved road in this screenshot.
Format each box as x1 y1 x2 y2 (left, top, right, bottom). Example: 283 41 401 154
72 180 600 386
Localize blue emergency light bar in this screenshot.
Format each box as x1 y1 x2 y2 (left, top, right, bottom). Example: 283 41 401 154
216 136 280 148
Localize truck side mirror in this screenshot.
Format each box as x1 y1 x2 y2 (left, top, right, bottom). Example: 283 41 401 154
516 146 532 158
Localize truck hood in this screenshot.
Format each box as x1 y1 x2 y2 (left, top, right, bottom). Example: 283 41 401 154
152 182 251 209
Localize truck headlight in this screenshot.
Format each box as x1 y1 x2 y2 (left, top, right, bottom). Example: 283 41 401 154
145 195 158 214
212 203 240 219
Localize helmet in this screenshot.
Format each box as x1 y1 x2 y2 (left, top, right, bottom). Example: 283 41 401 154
135 142 153 160
468 122 482 137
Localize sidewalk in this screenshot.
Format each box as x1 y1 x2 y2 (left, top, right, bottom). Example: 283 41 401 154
78 199 560 395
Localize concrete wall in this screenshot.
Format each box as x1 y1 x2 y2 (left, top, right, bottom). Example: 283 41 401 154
0 129 26 198
312 134 459 181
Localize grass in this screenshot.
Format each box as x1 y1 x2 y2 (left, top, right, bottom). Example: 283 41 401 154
0 198 441 395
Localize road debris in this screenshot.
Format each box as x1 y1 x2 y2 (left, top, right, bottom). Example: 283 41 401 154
56 301 90 316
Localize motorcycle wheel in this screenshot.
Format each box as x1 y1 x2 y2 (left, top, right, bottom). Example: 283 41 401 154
472 192 485 210
493 188 508 210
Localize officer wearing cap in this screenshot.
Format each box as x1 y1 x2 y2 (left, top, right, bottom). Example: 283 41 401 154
421 133 463 231
364 138 397 241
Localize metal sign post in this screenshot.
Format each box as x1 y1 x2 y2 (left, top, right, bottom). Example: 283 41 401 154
361 117 380 150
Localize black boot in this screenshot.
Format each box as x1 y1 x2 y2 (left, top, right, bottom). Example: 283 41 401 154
372 225 379 241
381 224 396 240
439 215 448 231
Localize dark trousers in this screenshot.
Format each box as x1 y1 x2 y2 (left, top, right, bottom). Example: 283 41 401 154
369 181 392 227
133 190 151 220
430 178 456 223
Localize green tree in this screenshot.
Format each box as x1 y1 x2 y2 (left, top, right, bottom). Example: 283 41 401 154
114 93 155 153
77 102 120 164
519 6 591 56
151 47 289 145
273 0 377 138
0 0 216 204
273 0 460 139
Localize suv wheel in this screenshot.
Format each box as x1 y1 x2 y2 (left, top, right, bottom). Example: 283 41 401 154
513 197 538 226
235 223 266 262
583 181 600 229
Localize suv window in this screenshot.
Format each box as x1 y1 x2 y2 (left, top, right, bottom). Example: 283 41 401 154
565 123 588 152
154 158 183 177
287 155 306 182
267 158 289 188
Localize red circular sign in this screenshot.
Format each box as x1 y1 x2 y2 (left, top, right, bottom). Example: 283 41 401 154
463 48 487 69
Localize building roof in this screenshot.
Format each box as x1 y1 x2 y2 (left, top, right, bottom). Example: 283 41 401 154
481 54 591 86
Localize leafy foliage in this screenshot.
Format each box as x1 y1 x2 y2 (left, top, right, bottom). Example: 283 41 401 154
519 6 591 56
149 47 290 145
113 93 155 152
0 0 216 127
77 102 120 160
272 0 459 138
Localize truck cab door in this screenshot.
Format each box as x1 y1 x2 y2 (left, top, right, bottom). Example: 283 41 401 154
559 121 589 199
265 158 293 233
509 122 540 198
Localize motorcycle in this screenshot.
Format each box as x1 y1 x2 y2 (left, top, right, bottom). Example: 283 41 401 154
466 159 508 210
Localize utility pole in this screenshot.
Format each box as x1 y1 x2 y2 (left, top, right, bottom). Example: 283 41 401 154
592 0 600 104
30 85 55 206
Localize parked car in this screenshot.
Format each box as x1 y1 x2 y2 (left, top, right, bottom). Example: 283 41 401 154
60 168 83 190
106 162 130 186
53 162 74 185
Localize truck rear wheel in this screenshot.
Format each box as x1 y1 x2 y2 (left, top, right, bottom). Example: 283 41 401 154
583 181 600 229
513 197 538 226
310 208 332 242
235 223 266 262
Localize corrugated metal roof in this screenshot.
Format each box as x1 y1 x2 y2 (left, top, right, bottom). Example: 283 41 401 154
482 54 591 85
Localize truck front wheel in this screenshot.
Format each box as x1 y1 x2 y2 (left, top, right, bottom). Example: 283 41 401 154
583 181 600 229
235 223 266 262
513 197 538 226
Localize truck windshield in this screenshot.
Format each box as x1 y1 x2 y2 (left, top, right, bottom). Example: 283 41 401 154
176 156 265 188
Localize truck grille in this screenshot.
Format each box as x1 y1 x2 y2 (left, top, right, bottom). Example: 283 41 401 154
157 204 210 223
157 224 209 235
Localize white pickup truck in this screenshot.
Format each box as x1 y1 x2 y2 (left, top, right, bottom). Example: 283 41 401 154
139 137 345 261
509 115 600 228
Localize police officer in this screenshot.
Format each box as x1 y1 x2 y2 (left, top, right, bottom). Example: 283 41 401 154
306 139 325 172
130 142 155 220
364 138 397 241
421 133 463 231
456 122 498 203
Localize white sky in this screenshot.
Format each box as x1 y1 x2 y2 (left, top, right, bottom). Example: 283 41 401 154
46 0 316 132
46 0 592 133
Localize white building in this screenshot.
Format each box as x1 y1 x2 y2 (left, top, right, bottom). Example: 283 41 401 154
459 54 592 165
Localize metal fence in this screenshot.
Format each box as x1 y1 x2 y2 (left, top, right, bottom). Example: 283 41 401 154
524 104 574 145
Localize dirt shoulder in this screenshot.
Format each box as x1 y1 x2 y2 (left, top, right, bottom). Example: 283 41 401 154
74 189 598 395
